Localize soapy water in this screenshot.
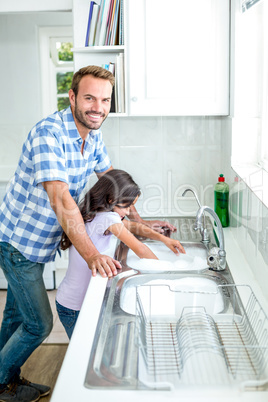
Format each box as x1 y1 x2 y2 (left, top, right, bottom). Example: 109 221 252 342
126 242 208 272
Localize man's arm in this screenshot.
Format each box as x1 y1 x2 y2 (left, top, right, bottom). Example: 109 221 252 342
127 204 177 233
42 180 121 278
95 165 113 178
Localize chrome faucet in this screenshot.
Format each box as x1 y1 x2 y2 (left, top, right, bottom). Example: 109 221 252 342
182 189 210 243
195 206 226 271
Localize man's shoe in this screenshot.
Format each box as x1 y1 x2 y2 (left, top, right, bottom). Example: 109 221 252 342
0 382 40 401
16 377 50 398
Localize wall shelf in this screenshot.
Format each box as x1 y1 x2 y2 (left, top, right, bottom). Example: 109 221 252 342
72 46 124 53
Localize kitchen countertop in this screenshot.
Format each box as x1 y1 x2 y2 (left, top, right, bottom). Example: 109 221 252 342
51 229 268 402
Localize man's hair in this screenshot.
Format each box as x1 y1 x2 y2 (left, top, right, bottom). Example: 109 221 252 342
71 65 115 96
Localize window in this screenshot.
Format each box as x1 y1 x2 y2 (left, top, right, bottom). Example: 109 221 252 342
39 27 74 117
260 1 268 171
232 0 268 207
232 0 268 169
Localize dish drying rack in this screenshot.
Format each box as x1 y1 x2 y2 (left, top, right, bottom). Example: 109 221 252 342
135 284 268 390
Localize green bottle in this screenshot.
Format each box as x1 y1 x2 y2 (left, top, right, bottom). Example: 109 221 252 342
214 174 229 227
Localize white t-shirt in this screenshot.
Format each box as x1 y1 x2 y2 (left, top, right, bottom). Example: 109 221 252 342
56 211 122 310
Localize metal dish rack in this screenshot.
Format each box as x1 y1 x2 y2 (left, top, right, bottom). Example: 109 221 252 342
136 284 268 390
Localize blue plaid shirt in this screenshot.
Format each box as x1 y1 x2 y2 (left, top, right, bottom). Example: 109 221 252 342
0 107 111 263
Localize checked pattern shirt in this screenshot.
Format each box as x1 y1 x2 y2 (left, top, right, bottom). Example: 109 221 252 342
0 107 111 263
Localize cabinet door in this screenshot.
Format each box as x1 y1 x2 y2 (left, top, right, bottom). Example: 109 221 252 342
126 0 229 116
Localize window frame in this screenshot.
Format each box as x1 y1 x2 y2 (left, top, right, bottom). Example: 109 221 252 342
260 0 268 172
39 26 73 117
232 0 268 208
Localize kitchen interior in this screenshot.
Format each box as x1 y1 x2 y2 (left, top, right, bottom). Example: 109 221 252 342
0 0 268 401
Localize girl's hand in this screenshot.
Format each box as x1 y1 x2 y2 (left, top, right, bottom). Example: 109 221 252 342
163 238 186 255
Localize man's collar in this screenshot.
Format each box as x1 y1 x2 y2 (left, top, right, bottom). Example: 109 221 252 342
62 106 99 143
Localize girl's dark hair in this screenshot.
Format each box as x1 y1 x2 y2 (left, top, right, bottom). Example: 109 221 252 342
61 169 141 250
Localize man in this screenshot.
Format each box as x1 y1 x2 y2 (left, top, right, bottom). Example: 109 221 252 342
0 65 175 401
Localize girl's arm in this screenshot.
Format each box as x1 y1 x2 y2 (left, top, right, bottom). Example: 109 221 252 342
123 220 185 255
107 223 159 259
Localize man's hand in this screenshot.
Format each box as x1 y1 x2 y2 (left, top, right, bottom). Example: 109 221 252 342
128 205 177 234
88 254 122 278
143 220 177 234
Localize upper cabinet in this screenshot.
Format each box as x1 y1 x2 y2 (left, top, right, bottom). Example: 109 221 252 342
125 0 230 116
72 0 230 116
0 0 72 12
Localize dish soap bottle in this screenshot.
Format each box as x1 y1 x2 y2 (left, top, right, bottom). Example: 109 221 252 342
214 174 229 227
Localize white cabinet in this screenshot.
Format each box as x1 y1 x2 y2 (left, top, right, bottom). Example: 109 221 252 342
72 0 124 69
125 0 230 116
72 0 229 116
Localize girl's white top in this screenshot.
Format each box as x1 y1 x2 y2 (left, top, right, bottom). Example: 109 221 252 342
56 211 121 310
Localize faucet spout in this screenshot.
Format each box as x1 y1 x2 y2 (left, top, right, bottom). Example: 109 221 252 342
182 188 202 207
196 206 226 271
182 189 209 243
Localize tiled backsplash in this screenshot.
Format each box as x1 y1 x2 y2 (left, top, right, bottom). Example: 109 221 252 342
229 168 268 300
0 116 226 209
0 116 225 214
101 116 225 217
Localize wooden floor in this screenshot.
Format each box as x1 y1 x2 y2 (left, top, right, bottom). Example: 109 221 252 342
21 343 68 401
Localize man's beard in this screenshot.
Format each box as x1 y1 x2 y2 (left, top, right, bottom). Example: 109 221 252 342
74 101 107 130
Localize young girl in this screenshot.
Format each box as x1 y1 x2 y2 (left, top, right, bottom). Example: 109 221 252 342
56 169 185 339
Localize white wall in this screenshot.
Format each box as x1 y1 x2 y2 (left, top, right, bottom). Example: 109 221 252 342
101 115 228 217
0 11 72 181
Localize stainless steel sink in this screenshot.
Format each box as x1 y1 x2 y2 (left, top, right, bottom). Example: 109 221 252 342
84 217 268 391
84 217 234 389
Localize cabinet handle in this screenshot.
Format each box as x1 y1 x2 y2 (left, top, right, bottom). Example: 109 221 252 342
131 97 138 102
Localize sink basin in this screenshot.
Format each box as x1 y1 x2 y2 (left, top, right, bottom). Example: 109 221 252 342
126 242 208 272
120 273 226 317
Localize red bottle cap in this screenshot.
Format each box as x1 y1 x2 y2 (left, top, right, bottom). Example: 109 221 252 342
218 174 225 182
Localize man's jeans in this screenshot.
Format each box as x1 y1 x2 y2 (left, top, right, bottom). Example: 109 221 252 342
0 242 53 385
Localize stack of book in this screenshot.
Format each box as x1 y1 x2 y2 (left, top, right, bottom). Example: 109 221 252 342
102 54 125 113
85 0 124 47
